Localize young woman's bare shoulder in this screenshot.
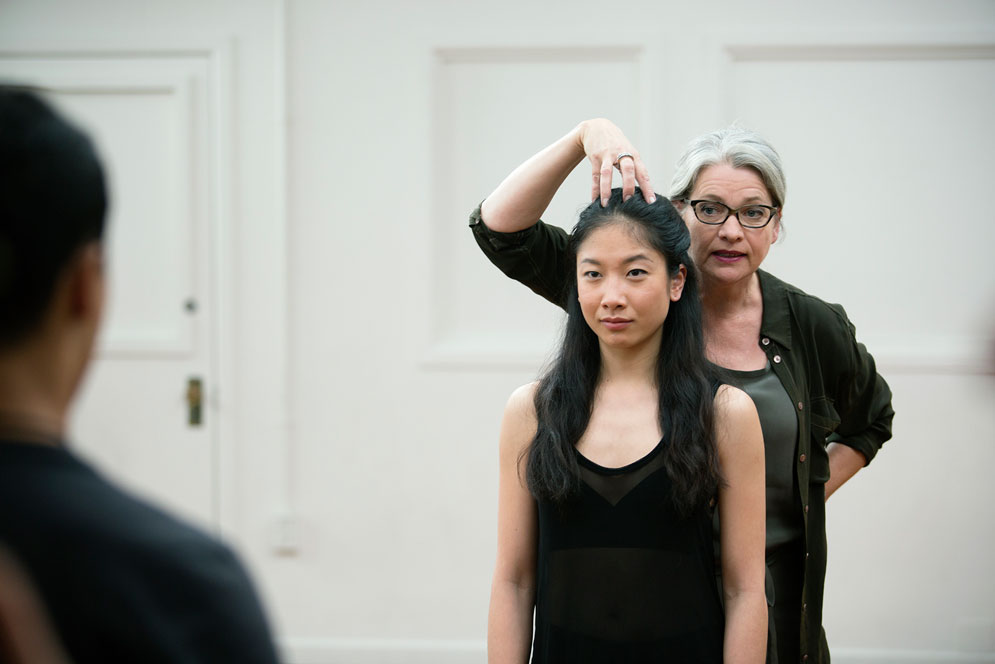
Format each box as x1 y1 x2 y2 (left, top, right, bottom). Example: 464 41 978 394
506 381 539 415
713 384 763 458
713 384 761 431
500 382 539 453
714 383 755 416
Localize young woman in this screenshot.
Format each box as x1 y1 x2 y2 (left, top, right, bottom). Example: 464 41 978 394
487 189 767 662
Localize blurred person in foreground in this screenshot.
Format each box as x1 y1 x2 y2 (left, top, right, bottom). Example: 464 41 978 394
0 86 280 663
0 544 72 664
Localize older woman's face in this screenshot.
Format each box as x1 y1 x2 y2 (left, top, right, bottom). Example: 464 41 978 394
679 163 780 287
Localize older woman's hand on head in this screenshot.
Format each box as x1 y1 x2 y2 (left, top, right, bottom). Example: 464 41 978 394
578 119 656 206
479 118 655 235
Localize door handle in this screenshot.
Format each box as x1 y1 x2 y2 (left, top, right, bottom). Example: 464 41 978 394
186 377 203 427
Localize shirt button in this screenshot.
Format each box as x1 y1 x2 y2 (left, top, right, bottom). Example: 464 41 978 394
761 337 770 346
773 355 782 363
803 603 808 610
806 552 810 560
799 454 807 463
803 656 809 662
804 504 809 513
797 401 804 410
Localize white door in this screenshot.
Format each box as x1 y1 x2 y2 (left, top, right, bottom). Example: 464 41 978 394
0 1 288 536
0 59 218 527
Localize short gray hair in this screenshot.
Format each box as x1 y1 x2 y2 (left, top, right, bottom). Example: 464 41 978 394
668 126 786 208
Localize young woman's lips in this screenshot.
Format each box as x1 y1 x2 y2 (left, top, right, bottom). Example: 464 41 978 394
713 250 745 263
602 318 632 331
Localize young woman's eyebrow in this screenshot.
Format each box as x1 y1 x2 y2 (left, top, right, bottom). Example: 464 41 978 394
579 254 653 266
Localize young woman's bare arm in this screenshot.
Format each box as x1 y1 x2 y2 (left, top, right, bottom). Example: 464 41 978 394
715 385 768 664
487 383 540 663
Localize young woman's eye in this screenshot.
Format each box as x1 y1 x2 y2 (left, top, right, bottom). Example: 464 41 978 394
582 270 601 279
628 268 647 277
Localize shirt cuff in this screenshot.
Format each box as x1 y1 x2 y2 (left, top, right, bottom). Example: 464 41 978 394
468 203 539 252
827 432 878 465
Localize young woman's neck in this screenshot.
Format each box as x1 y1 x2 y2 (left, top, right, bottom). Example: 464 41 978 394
597 336 660 386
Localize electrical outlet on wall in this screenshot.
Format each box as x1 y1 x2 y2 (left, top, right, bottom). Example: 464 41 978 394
271 513 299 556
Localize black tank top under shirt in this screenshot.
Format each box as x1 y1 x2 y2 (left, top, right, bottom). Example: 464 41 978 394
531 438 724 662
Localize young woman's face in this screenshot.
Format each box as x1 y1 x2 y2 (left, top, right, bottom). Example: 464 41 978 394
576 222 686 352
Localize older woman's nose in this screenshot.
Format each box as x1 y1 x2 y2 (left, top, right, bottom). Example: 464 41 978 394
717 213 745 240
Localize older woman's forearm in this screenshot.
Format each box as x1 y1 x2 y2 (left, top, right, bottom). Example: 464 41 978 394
825 441 867 500
479 124 587 233
722 589 768 664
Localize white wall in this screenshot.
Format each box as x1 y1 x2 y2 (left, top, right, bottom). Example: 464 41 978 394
3 1 994 662
282 1 995 661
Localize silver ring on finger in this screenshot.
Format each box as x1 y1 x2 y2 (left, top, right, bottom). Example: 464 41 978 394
614 152 634 167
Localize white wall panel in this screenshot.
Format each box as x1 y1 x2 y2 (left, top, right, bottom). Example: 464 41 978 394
722 44 995 371
428 47 641 367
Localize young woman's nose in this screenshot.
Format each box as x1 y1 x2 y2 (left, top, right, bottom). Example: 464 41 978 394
601 276 627 308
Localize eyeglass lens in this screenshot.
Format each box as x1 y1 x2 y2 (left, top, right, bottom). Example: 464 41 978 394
693 201 772 227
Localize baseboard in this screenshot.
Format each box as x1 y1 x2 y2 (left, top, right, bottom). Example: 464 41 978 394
279 639 993 664
833 649 995 664
280 637 486 664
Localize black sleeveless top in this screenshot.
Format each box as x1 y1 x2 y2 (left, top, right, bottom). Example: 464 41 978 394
531 438 724 662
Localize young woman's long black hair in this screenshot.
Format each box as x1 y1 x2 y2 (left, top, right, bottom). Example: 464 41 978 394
524 187 722 515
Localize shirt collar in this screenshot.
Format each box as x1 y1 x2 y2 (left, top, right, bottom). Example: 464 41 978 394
758 269 792 350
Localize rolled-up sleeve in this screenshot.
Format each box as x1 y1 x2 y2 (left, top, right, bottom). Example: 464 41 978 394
468 204 572 308
826 308 895 465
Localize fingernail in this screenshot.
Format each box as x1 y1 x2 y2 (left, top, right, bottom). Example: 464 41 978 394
601 198 608 207
649 195 657 203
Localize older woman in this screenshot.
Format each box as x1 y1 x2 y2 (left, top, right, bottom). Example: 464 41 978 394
470 119 894 664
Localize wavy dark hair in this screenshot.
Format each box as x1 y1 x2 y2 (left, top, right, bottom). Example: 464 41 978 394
524 187 722 515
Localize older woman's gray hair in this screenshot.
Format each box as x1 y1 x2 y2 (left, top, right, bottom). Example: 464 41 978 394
669 126 787 210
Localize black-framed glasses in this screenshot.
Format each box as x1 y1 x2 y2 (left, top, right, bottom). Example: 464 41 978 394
684 199 779 229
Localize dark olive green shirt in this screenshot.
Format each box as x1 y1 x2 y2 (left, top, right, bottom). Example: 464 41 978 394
469 207 895 664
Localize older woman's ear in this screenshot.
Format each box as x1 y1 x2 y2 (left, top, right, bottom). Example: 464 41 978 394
772 208 783 243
